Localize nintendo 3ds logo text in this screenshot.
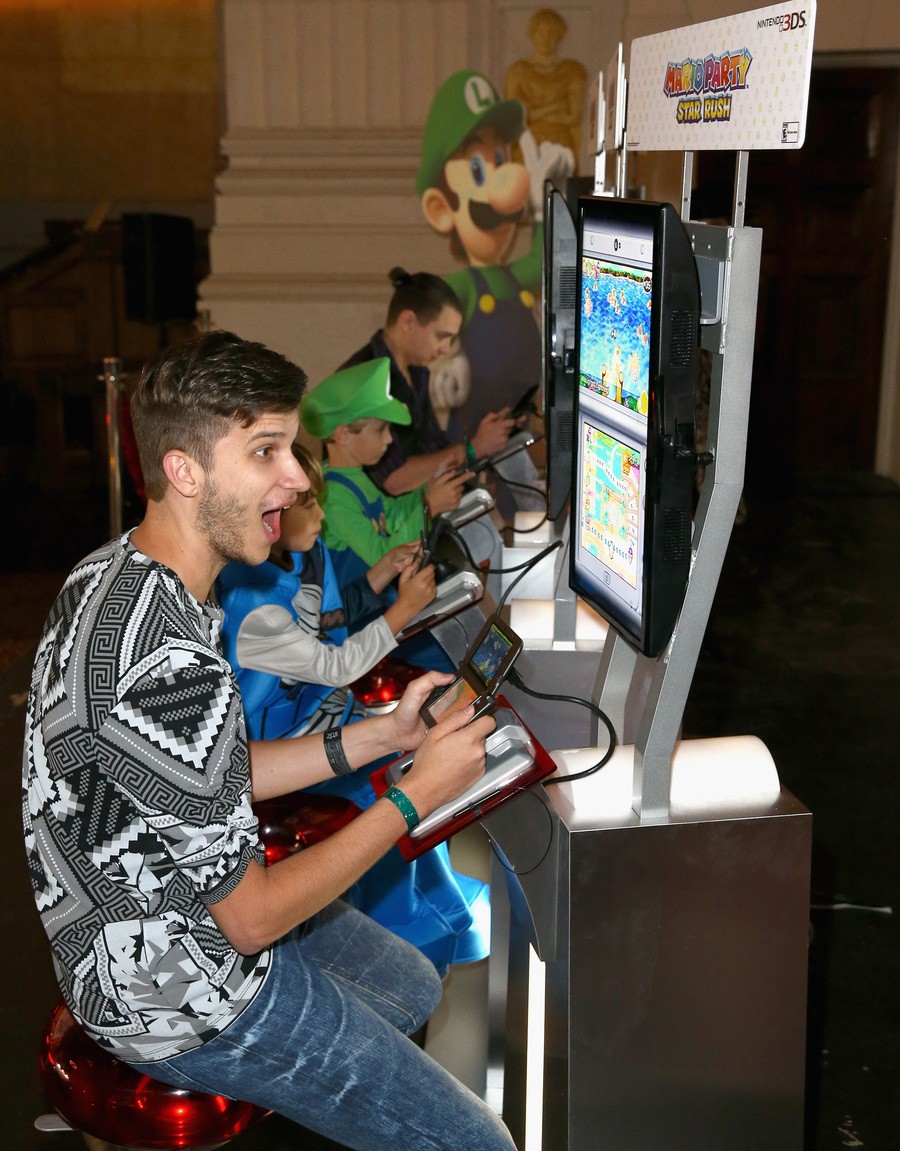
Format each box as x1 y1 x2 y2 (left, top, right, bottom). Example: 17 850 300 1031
757 10 808 31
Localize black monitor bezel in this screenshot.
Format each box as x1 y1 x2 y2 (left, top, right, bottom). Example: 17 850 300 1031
569 195 698 657
541 182 580 522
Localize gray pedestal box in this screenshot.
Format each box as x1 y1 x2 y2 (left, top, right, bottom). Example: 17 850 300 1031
485 785 811 1150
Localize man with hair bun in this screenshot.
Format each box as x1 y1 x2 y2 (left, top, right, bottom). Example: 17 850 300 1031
341 265 516 495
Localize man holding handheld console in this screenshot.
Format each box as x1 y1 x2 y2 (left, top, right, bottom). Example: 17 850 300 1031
420 615 523 727
340 267 540 521
375 613 557 852
340 268 517 491
22 331 515 1151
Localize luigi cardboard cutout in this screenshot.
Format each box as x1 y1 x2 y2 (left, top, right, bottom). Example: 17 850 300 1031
417 70 573 444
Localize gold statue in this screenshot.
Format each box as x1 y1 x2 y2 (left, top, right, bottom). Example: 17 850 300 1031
505 8 587 164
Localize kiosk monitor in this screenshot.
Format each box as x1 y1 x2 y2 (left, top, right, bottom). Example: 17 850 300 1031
541 183 579 521
569 196 699 656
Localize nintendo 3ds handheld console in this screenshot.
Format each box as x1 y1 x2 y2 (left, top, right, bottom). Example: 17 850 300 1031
372 616 557 859
394 568 485 641
440 485 496 530
419 613 523 727
397 524 485 642
458 427 542 476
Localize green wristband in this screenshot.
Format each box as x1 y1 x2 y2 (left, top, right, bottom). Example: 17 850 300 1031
383 786 420 832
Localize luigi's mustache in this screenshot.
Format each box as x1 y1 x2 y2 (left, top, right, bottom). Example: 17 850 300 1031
468 201 524 232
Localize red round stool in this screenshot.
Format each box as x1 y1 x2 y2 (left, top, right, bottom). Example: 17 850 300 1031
254 789 362 865
37 800 363 1147
349 654 421 714
38 1000 269 1150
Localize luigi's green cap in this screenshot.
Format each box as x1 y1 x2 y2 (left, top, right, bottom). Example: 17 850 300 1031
300 358 411 439
416 70 525 196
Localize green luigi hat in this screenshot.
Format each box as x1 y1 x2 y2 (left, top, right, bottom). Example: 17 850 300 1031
300 358 411 439
416 70 525 196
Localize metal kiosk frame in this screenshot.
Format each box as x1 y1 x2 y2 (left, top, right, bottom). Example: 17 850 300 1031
483 13 817 1134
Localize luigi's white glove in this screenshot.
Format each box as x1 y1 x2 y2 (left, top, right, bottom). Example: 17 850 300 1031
520 129 575 222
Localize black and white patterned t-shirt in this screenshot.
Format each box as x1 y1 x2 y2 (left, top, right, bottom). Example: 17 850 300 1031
23 534 270 1063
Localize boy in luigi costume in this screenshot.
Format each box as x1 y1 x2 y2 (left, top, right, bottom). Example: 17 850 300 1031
417 69 572 444
301 358 472 586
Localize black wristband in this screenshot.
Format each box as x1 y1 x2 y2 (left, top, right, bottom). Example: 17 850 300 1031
323 727 353 775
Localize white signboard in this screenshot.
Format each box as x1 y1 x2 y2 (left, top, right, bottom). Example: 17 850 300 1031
626 1 816 152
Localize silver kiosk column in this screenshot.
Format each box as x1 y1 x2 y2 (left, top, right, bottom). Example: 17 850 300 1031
483 6 817 1148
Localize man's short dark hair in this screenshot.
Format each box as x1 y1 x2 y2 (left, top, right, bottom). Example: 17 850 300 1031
131 330 308 501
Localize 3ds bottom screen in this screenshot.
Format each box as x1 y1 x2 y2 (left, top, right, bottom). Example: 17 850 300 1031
428 678 479 721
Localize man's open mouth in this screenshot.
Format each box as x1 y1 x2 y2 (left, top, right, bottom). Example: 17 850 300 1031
262 504 292 537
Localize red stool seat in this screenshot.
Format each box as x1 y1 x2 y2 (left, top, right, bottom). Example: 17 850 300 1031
349 654 421 713
38 793 366 1145
39 1000 269 1150
254 790 362 865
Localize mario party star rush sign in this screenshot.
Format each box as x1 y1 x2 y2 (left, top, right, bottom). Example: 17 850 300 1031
626 1 816 151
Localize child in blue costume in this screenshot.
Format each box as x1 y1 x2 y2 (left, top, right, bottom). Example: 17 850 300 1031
217 444 490 974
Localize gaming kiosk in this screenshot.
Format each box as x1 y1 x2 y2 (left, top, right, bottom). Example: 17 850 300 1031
478 7 817 1149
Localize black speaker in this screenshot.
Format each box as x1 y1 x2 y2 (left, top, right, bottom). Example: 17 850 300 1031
122 212 197 323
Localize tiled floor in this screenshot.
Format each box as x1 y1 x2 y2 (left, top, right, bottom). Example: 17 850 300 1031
2 471 897 1150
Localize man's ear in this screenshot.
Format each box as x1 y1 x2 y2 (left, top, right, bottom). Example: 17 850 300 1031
397 308 419 335
161 450 203 498
330 425 351 446
421 187 455 236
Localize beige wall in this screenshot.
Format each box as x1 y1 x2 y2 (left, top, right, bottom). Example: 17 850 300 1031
4 0 898 227
5 1 900 204
3 0 900 476
0 0 218 264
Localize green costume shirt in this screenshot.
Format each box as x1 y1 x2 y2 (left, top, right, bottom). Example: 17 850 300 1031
321 465 426 571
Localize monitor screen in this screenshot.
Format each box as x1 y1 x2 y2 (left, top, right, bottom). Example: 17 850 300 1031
570 196 698 656
470 620 515 688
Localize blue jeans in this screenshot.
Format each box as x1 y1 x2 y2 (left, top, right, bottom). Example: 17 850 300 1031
132 901 514 1151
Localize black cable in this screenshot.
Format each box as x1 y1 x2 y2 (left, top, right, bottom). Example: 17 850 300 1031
440 609 471 649
443 523 562 583
484 786 555 877
506 666 618 784
486 467 547 502
479 457 549 527
495 539 562 609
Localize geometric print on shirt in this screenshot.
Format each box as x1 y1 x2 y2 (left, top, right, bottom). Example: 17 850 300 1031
23 534 269 1063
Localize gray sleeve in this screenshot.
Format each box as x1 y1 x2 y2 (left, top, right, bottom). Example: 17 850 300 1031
235 604 398 688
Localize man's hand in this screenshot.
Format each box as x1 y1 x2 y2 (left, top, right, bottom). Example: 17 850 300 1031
400 706 495 821
520 129 575 221
385 670 455 752
425 468 472 516
471 408 515 458
214 694 494 954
